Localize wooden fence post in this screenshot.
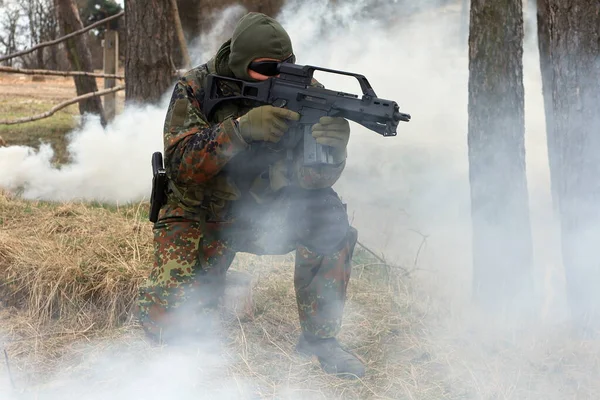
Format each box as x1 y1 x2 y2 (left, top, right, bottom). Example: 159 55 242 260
103 29 119 121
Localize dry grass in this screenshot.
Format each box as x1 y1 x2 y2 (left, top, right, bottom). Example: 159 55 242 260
0 191 151 327
0 190 599 399
0 190 152 385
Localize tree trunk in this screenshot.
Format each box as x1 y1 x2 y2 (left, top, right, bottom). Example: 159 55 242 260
535 0 558 212
125 0 176 104
177 0 201 42
537 0 600 331
54 0 106 125
460 0 470 45
468 0 534 314
170 0 191 69
44 0 60 70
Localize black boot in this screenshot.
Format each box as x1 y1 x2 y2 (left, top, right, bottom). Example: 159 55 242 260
296 334 365 378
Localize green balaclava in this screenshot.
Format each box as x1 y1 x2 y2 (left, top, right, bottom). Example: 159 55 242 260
229 12 294 81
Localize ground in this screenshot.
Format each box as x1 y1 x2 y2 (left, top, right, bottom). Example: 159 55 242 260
1 73 599 399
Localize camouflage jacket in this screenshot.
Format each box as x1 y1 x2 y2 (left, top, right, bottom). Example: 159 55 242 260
160 56 347 222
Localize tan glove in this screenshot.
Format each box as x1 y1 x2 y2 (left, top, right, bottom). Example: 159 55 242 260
237 105 300 143
311 116 350 161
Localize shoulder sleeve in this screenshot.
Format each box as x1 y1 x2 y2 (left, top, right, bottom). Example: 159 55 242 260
163 74 248 186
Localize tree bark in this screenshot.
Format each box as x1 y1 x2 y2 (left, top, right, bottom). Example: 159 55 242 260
535 0 558 211
177 0 201 42
468 0 534 313
54 0 106 125
170 0 190 69
537 0 600 330
125 0 176 104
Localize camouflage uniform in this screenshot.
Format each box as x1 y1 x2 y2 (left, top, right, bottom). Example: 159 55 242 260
137 15 357 345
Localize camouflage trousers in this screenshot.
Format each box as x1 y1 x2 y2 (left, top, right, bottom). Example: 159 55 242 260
137 187 357 342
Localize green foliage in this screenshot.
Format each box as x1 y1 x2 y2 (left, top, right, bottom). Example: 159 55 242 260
79 0 122 34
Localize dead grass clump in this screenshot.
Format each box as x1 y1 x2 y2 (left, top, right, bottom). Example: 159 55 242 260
0 135 5 147
0 191 152 330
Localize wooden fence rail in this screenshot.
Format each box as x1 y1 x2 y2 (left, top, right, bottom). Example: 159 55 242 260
0 85 125 125
0 66 124 80
0 12 125 126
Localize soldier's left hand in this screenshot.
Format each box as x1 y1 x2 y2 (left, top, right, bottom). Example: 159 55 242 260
311 117 350 149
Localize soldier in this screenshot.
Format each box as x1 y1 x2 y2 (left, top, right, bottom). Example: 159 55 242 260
137 12 364 378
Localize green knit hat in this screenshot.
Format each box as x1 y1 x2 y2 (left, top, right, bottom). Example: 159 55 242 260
229 12 294 81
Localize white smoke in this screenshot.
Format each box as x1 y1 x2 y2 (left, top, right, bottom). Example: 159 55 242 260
188 4 247 65
1 335 254 400
0 101 165 203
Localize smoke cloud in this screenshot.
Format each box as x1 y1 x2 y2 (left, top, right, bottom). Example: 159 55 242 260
0 101 166 203
1 334 254 399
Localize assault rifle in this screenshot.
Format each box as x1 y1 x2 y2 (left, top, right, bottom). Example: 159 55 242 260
203 63 411 166
149 64 411 223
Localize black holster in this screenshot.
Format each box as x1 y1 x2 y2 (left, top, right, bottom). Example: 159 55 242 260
149 152 167 223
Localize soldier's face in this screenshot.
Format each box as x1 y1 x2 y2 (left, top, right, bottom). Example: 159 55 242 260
248 54 295 81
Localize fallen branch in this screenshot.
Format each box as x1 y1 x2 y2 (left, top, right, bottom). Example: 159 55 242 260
0 85 125 125
356 240 411 275
0 11 124 63
0 66 124 80
356 230 430 277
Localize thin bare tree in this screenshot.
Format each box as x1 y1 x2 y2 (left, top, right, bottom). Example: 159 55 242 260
0 5 23 67
54 0 106 125
21 0 60 69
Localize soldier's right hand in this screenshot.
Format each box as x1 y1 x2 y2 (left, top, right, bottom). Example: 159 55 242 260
237 105 300 143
